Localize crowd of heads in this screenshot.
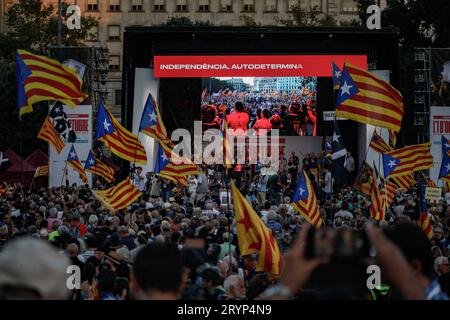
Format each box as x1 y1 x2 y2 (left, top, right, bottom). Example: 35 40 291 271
0 149 449 299
201 84 318 136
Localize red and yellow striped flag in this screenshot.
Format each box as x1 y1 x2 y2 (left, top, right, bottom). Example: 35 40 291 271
419 184 433 240
369 130 390 154
336 63 404 132
370 166 386 222
381 179 397 209
37 117 65 154
96 101 147 164
153 143 202 185
66 145 87 183
16 50 88 117
384 142 434 178
92 178 142 212
34 165 49 178
231 183 282 276
291 170 323 227
84 151 115 183
391 174 416 191
388 130 397 148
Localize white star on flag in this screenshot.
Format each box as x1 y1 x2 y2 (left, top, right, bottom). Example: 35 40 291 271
446 163 450 172
387 160 397 168
70 151 76 159
89 159 95 165
148 112 157 123
445 143 450 149
340 81 353 96
334 70 342 78
160 152 168 162
103 119 111 132
299 187 305 195
333 132 340 142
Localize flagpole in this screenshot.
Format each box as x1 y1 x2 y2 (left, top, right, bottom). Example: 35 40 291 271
29 173 36 193
225 167 233 270
60 161 68 187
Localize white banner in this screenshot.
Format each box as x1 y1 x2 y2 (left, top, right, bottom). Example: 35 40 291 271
49 105 92 187
430 106 450 185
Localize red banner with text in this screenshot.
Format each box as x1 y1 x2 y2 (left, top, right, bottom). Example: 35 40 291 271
153 55 367 78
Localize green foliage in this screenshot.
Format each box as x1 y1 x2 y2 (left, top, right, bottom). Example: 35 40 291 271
276 4 322 27
239 15 260 27
0 0 97 157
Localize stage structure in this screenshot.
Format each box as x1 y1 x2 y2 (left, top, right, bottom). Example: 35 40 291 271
121 27 400 173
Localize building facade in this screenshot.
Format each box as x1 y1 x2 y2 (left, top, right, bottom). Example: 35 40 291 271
2 0 385 114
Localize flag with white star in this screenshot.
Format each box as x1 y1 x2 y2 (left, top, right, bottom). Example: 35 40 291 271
152 142 201 185
439 151 450 181
332 61 343 90
95 101 147 164
382 153 400 179
330 123 347 182
153 143 170 174
66 145 87 183
335 63 404 132
442 135 450 157
139 93 174 153
335 66 359 107
84 150 115 183
291 170 322 227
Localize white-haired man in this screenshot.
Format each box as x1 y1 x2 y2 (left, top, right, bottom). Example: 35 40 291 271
218 274 246 300
435 256 450 278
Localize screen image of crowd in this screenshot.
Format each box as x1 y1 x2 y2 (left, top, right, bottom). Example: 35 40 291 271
201 77 318 136
0 149 449 300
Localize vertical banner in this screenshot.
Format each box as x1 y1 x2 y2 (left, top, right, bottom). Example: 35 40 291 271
49 105 92 187
430 106 450 184
132 68 159 173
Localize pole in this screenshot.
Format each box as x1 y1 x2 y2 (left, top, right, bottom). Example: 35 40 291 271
225 168 232 270
57 0 62 46
60 161 68 187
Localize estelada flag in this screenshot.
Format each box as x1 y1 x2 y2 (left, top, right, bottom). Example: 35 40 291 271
96 101 147 164
231 183 282 276
336 63 404 133
92 177 141 212
16 49 88 118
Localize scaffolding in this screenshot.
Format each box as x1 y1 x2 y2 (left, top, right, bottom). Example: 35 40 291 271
414 48 432 144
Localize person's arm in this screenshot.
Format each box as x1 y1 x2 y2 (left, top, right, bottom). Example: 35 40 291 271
365 224 425 300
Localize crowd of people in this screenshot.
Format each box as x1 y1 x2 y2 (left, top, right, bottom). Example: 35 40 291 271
201 89 318 136
0 149 449 300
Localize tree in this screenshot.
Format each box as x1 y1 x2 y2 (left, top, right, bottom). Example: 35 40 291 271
275 4 322 27
0 0 97 157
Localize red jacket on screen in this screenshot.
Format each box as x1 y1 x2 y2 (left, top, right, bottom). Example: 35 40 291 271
226 111 249 135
